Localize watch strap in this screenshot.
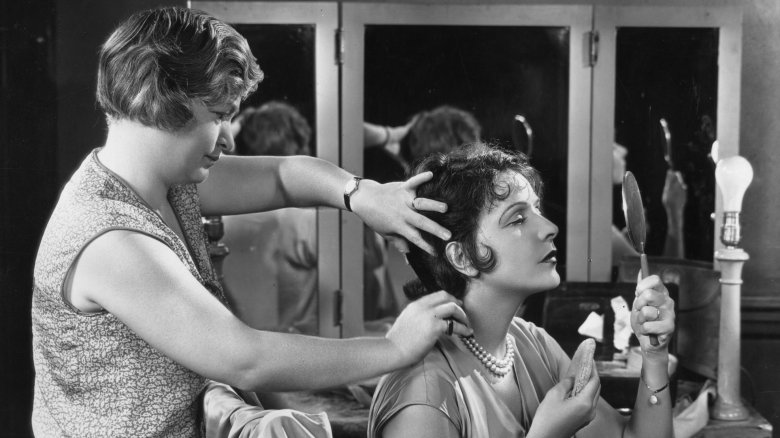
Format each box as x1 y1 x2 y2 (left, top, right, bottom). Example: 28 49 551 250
343 176 363 212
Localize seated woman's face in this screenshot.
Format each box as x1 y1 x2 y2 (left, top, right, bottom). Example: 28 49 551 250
473 170 560 294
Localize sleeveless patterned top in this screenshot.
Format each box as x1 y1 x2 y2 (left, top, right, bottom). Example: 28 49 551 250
32 149 226 437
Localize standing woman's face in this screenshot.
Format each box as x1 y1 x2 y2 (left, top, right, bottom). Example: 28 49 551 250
474 171 560 295
167 98 239 184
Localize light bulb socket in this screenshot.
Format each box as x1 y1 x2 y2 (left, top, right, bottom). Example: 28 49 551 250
720 211 742 248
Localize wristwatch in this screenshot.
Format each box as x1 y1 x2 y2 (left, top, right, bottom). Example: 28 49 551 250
343 176 363 212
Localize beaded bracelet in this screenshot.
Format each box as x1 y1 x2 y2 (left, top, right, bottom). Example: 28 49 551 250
640 371 669 405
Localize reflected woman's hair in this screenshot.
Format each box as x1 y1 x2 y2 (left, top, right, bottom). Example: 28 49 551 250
400 105 482 164
404 143 542 300
237 101 312 157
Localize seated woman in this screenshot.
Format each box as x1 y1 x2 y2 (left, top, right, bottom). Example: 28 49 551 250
369 143 675 438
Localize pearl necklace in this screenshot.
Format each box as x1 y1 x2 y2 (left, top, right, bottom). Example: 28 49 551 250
460 334 515 378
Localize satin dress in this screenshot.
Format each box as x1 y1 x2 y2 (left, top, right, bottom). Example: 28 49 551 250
369 318 571 437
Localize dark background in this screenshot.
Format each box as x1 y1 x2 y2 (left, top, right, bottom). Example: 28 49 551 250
3 1 780 437
1 0 59 436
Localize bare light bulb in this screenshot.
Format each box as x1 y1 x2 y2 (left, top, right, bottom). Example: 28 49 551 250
715 155 753 247
715 156 753 212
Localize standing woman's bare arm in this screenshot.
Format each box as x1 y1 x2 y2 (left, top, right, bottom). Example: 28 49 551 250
199 155 451 254
68 230 470 392
199 155 349 214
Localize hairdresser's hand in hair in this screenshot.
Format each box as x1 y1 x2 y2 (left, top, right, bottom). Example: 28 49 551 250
350 171 449 255
527 366 600 438
384 291 472 366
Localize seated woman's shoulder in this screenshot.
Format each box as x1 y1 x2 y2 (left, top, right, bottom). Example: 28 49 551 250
511 316 539 332
510 317 559 346
374 342 457 405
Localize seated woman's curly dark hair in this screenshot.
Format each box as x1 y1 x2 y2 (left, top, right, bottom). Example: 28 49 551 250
404 143 543 301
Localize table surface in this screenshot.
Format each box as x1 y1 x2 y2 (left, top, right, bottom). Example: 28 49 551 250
276 382 774 438
694 406 773 438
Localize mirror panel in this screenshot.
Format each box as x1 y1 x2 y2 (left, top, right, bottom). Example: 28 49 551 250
223 23 319 334
613 27 718 266
342 4 593 336
196 3 742 338
359 26 580 334
193 2 340 337
363 24 571 322
590 6 742 281
234 24 317 154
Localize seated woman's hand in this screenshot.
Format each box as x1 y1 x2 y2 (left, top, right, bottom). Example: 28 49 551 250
384 291 472 366
527 365 601 438
350 171 450 255
631 275 676 354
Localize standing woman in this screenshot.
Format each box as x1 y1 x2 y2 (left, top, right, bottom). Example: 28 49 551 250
31 7 470 437
369 144 675 438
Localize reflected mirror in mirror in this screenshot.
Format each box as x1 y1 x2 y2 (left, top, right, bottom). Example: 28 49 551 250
362 25 570 328
220 24 320 335
613 27 718 269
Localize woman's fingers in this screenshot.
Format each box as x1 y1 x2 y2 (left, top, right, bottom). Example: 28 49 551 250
588 365 601 409
404 171 434 188
434 301 471 331
635 274 664 294
440 317 472 337
634 303 675 342
638 317 675 336
416 291 472 336
576 363 601 425
637 305 662 323
402 229 435 255
573 364 601 424
578 362 600 398
387 235 410 254
362 172 451 255
390 212 450 255
417 290 473 336
631 275 675 348
352 177 451 255
633 285 670 310
411 197 447 214
408 212 451 242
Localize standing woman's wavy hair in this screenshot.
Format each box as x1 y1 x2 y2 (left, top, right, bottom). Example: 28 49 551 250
404 143 543 300
96 7 263 131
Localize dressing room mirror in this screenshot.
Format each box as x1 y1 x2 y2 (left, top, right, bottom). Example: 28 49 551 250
360 24 572 330
612 27 718 267
234 24 317 154
588 5 741 282
192 1 341 337
219 23 322 335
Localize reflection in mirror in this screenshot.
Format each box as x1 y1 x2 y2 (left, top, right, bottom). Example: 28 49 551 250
220 24 320 335
234 24 317 154
613 28 718 269
362 25 570 326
